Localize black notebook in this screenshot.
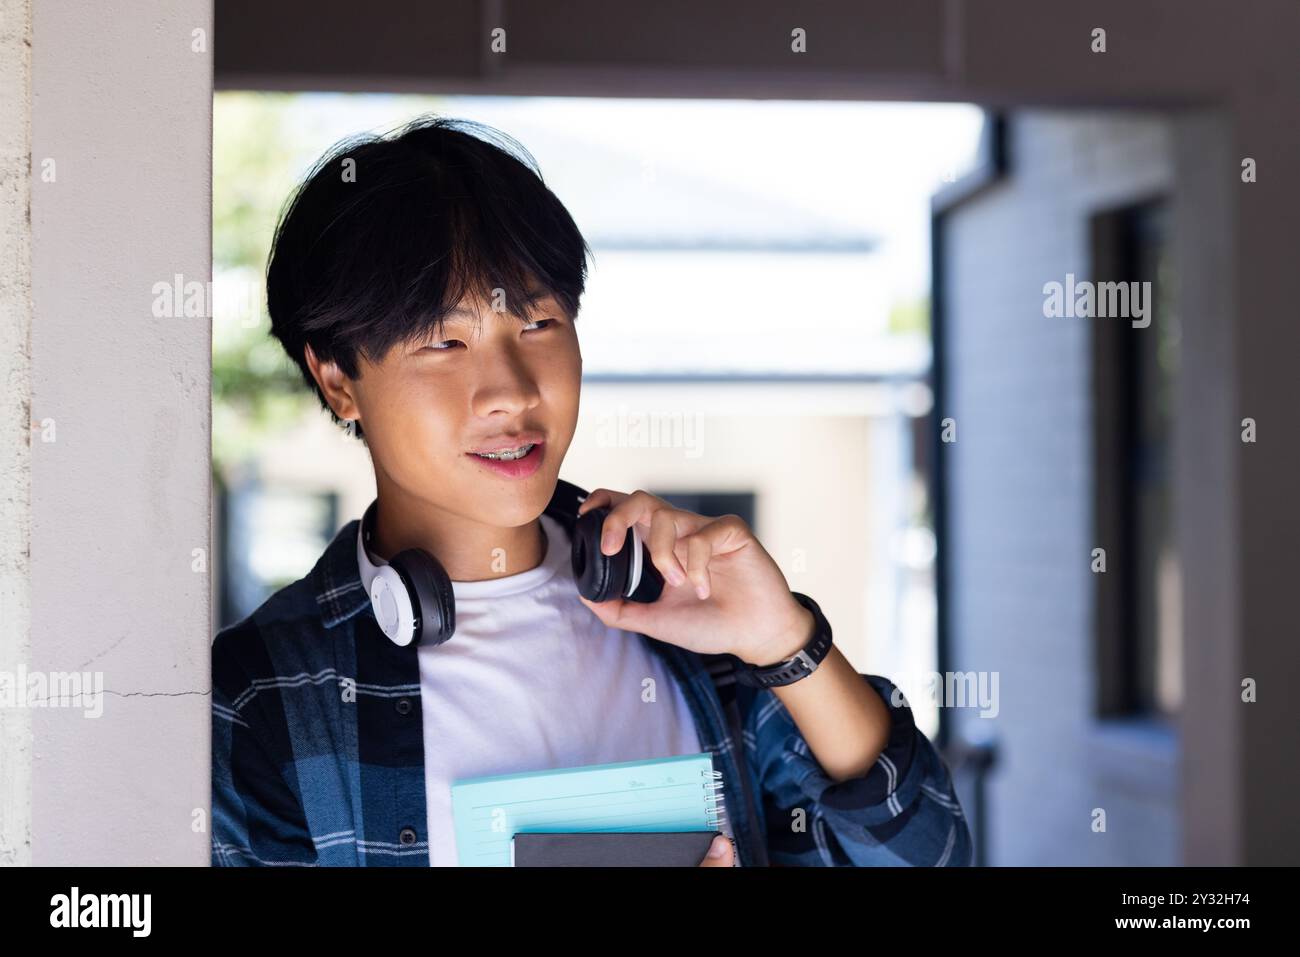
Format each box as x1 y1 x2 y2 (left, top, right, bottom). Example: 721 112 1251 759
512 830 725 867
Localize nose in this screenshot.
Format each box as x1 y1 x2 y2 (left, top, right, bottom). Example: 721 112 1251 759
469 343 542 419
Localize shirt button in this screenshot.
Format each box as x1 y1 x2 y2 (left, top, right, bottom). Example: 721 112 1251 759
395 697 412 716
399 827 418 846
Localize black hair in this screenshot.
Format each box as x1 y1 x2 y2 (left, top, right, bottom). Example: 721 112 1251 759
265 115 594 440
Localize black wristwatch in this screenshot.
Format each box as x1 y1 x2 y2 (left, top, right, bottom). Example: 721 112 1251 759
734 592 834 689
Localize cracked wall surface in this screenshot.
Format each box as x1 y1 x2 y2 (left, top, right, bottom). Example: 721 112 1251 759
25 0 212 865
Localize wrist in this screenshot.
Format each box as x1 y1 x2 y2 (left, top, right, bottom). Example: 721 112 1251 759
736 602 815 667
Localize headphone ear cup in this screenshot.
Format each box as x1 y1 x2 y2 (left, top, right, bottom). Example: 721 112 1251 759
367 566 417 646
572 507 630 602
625 525 665 604
391 548 455 647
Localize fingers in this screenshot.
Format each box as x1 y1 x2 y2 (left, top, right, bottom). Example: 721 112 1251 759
685 532 713 600
575 487 623 516
698 834 735 867
680 515 751 600
649 509 687 587
575 490 753 601
594 489 707 558
595 490 659 555
577 593 650 634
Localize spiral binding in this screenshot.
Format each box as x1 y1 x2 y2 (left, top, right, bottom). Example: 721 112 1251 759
701 767 727 831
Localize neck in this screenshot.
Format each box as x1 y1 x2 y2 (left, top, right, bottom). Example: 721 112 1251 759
368 474 547 582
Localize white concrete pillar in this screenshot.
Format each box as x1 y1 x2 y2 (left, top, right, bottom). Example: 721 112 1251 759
2 0 213 865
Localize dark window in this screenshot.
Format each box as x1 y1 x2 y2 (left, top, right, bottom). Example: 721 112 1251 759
1091 198 1181 720
653 491 757 535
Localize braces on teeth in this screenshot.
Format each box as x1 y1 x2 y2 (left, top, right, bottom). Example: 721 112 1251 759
474 444 535 461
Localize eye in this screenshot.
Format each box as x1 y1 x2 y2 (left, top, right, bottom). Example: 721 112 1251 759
523 318 557 333
420 338 464 352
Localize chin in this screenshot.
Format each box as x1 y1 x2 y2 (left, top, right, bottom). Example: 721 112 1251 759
488 475 557 527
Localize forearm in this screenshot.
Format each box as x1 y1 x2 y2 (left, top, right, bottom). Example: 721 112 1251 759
745 604 892 782
772 646 892 782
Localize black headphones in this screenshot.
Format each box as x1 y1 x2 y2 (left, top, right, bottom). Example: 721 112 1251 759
355 479 664 647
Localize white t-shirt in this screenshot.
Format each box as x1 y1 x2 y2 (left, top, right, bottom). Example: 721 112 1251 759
371 513 722 866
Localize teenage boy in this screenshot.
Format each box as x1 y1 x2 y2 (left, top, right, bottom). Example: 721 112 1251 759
211 116 972 867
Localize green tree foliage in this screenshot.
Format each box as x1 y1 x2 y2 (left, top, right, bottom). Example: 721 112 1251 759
212 93 314 470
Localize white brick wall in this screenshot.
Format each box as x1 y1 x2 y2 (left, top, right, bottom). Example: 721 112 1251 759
942 111 1179 865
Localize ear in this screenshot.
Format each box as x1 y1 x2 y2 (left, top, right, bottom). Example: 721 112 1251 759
303 342 362 422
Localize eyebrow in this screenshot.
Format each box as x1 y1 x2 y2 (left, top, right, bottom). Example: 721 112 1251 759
443 288 552 320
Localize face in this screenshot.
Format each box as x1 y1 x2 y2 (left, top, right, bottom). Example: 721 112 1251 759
312 285 583 530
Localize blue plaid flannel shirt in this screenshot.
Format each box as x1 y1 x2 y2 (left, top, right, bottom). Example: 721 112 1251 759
212 491 972 867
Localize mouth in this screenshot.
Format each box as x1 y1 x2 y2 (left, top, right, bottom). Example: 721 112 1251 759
470 443 537 461
465 440 546 478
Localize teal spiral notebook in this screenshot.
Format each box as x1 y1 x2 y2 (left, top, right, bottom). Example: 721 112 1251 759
450 752 726 867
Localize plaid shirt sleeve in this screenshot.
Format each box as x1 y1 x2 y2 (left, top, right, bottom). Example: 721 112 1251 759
745 672 972 866
211 620 319 867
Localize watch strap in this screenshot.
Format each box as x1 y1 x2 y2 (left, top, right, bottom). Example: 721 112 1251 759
735 592 833 689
